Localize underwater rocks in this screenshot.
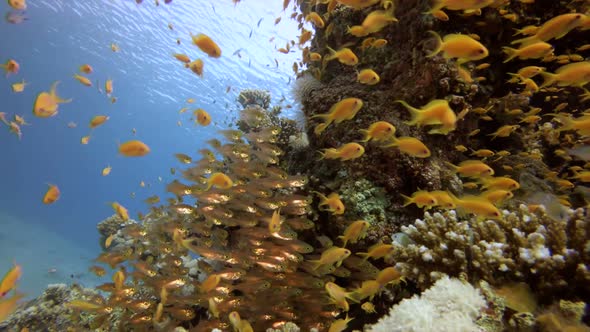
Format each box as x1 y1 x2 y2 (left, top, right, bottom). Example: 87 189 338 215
0 283 101 331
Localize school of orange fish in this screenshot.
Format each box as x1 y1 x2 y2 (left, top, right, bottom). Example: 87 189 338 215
2 0 590 330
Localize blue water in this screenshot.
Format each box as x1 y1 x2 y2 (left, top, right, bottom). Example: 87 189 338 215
0 0 300 297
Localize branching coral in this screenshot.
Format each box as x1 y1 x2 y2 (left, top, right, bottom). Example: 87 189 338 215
388 205 589 300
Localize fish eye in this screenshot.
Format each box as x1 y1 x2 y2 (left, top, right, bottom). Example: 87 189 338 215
477 49 485 54
575 14 582 19
493 212 500 217
356 147 361 151
430 200 436 204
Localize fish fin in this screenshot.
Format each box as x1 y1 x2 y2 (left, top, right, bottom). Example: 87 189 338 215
539 71 557 88
425 30 443 58
501 47 518 63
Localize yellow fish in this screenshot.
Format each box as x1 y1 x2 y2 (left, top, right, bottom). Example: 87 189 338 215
90 115 109 129
323 46 358 67
11 80 27 93
512 13 587 46
33 81 71 118
74 74 92 87
319 142 365 161
101 165 112 176
427 31 489 64
312 98 363 135
383 136 431 158
395 99 457 134
191 33 221 58
312 191 345 215
357 69 380 85
540 61 590 87
359 121 396 142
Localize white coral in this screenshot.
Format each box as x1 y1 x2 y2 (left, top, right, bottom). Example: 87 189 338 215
368 277 486 332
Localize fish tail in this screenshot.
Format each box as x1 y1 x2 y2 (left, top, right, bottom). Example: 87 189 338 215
394 100 421 125
310 191 328 203
424 0 443 15
443 161 459 173
501 47 518 63
399 193 413 207
356 252 369 260
551 113 575 132
337 235 348 247
308 259 322 270
539 71 557 88
381 136 399 148
426 30 443 58
317 149 326 160
358 129 370 142
506 73 521 83
314 122 329 135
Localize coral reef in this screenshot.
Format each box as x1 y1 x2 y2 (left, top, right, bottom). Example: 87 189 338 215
237 88 271 109
0 284 101 331
388 205 590 301
368 276 487 332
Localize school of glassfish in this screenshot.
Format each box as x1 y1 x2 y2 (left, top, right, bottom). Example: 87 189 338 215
2 0 590 330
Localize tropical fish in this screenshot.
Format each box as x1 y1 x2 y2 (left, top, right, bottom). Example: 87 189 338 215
118 140 150 157
43 183 60 204
33 81 71 118
191 33 221 58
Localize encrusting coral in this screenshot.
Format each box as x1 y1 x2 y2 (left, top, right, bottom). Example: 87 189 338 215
388 205 590 301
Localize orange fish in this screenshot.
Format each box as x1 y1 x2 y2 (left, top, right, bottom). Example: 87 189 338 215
383 136 431 158
194 109 211 126
79 64 93 74
105 79 113 95
173 53 191 63
312 191 345 215
0 262 22 297
118 140 150 157
189 59 204 77
319 142 365 161
7 0 26 10
81 135 90 145
191 33 221 58
43 183 60 204
204 172 233 191
33 81 72 118
89 115 109 129
0 292 25 323
111 202 129 220
11 80 27 93
312 98 363 135
359 121 396 142
74 74 92 87
0 59 19 76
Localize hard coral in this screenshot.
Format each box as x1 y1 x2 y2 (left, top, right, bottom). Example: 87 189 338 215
0 284 101 331
368 276 487 332
237 88 271 109
388 205 590 301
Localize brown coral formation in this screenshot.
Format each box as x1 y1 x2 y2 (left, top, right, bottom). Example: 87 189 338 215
388 205 589 300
